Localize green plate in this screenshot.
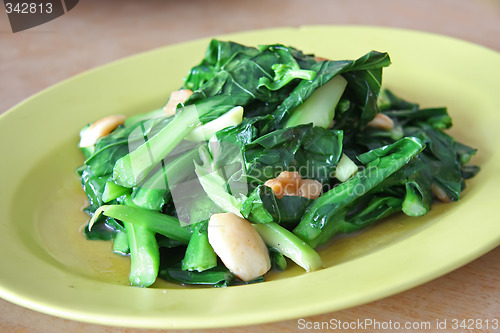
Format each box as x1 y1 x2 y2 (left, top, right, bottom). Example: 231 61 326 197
0 26 499 329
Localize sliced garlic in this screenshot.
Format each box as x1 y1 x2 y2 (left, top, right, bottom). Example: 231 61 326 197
367 113 395 131
79 114 126 148
163 89 193 116
298 179 323 199
264 171 323 199
208 213 271 282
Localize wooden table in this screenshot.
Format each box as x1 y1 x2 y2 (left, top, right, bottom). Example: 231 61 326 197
1 0 499 332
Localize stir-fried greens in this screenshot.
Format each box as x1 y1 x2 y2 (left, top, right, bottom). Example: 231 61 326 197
76 40 479 287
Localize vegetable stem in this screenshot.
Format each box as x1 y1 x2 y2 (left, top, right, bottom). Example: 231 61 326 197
113 105 200 188
112 229 130 255
285 75 347 129
335 154 358 182
194 146 244 217
102 181 131 203
90 204 192 244
293 137 424 247
185 106 244 142
124 221 159 287
182 220 218 272
253 222 323 272
131 147 201 210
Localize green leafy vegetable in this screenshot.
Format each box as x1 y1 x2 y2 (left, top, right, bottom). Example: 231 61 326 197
90 204 192 244
181 220 217 272
241 185 312 227
160 266 234 286
257 44 317 91
264 51 391 132
76 39 479 288
124 221 159 287
293 137 424 247
253 222 323 272
285 74 347 128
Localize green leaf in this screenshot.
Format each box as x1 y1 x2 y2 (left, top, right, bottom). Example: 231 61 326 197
241 185 313 228
258 44 317 91
265 51 391 131
243 124 343 185
293 136 424 247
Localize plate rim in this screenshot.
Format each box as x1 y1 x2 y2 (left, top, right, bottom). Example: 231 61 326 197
0 25 499 329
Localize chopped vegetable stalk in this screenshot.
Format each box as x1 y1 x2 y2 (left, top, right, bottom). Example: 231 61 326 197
285 75 347 128
102 181 131 203
131 147 200 211
195 166 244 216
194 146 244 217
335 154 358 182
113 105 200 188
182 220 217 272
90 204 192 244
253 222 323 272
185 106 244 142
124 221 159 287
112 229 130 255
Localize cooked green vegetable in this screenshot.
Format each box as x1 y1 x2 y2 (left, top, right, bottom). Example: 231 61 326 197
112 105 200 188
131 147 200 211
76 39 479 288
285 75 347 128
90 204 191 244
241 185 312 227
159 266 234 287
293 137 424 247
181 220 217 272
124 221 159 287
253 222 323 272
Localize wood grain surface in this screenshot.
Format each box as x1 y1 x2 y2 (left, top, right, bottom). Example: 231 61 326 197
0 0 499 332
